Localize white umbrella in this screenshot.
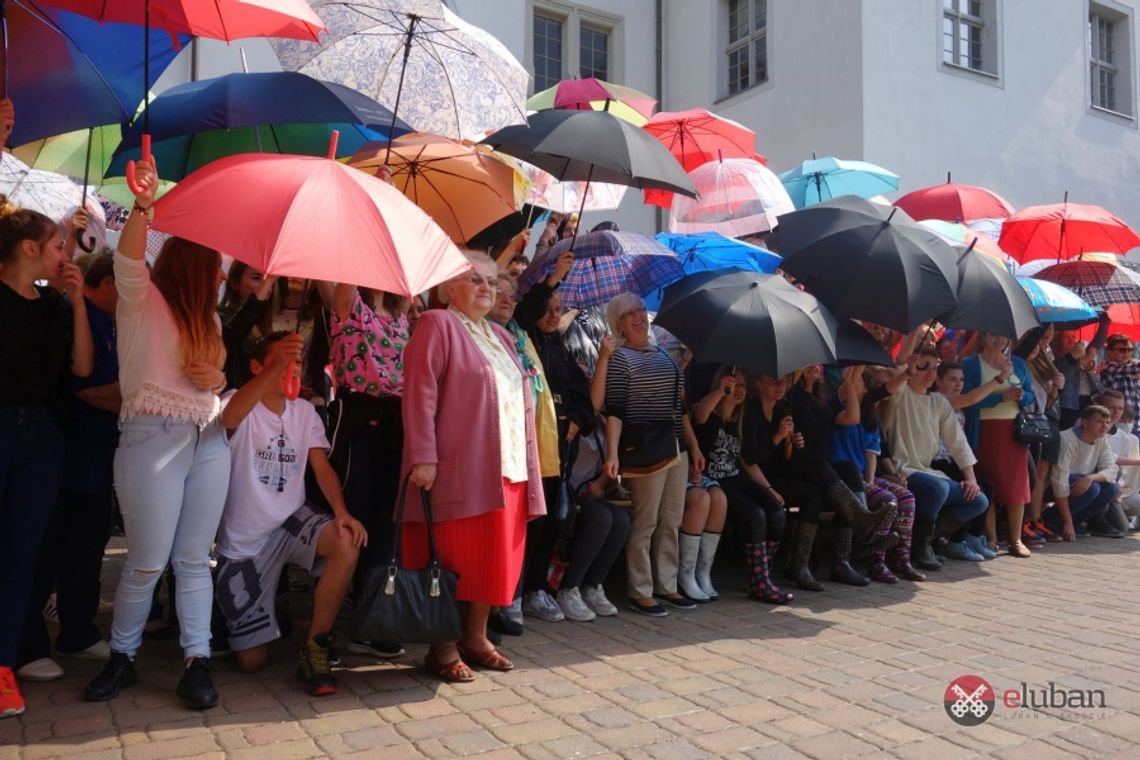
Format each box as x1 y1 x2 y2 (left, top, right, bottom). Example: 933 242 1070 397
0 152 107 249
669 157 795 238
269 1 529 142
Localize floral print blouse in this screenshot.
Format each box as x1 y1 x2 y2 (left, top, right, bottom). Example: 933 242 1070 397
329 294 410 398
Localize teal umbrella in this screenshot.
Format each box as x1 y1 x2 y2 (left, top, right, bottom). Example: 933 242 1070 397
779 156 899 208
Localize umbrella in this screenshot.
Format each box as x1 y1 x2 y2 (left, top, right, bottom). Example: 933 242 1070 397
999 194 1140 263
151 136 469 297
1016 277 1099 326
270 1 528 142
644 231 781 310
37 0 324 41
514 159 629 215
893 175 1016 222
347 133 519 244
517 230 684 310
778 156 899 209
653 269 893 377
1032 260 1140 308
528 77 656 125
668 157 794 238
0 152 106 247
0 1 184 144
938 247 1039 339
776 195 960 333
106 71 414 181
1081 303 1140 342
641 107 757 209
919 219 1012 265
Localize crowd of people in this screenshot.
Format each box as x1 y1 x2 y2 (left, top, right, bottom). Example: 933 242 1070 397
3 145 1138 722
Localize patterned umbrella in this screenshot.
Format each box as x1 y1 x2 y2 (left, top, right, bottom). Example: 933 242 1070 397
669 157 795 238
1016 277 1098 325
1033 260 1140 308
517 231 684 309
0 152 107 247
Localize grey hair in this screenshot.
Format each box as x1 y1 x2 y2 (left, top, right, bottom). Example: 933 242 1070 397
605 291 646 345
439 249 497 305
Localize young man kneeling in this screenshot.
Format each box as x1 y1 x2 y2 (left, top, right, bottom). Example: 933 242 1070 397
215 331 367 695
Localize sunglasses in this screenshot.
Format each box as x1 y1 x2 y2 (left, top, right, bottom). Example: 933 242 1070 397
914 360 940 372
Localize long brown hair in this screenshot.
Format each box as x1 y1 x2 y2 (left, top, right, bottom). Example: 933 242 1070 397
151 237 226 369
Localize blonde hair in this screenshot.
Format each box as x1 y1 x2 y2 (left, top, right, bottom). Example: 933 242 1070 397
0 194 58 263
151 237 226 369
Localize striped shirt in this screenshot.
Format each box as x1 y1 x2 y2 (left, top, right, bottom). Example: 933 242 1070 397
604 345 683 441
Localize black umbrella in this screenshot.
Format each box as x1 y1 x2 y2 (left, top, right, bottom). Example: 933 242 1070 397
939 245 1040 339
653 268 893 377
776 195 960 332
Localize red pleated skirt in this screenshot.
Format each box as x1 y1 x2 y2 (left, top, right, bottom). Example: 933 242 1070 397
976 418 1031 505
401 479 528 607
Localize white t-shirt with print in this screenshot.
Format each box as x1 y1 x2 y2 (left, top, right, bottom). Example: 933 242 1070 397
217 394 330 560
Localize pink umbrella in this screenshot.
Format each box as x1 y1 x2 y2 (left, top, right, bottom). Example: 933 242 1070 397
151 139 469 297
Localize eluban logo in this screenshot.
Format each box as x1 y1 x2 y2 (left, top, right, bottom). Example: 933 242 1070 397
944 675 995 726
1002 682 1107 710
947 675 1109 724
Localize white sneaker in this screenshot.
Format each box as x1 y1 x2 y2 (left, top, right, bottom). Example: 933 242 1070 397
523 590 564 622
62 640 112 661
16 658 63 682
555 588 596 622
505 596 524 626
581 585 618 617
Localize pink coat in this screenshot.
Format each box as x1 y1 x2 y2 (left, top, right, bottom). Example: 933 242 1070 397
401 309 546 522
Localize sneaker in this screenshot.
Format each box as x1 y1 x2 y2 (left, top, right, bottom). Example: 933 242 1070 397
298 634 337 696
85 651 137 702
1129 516 1140 532
943 540 985 562
489 610 524 636
582 585 618 617
555 588 596 622
0 667 25 718
42 593 58 624
964 534 997 560
1089 526 1126 538
176 657 218 710
1021 520 1047 546
654 593 698 610
61 640 112 661
524 590 565 622
504 597 524 626
16 658 63 682
346 640 405 659
1032 519 1063 543
627 598 668 617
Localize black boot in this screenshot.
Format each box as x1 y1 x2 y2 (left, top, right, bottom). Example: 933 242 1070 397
823 482 898 551
785 522 824 591
85 651 137 702
911 517 943 572
177 657 219 710
830 526 870 586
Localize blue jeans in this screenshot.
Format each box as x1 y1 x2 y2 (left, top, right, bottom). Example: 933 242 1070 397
906 471 989 524
111 416 229 659
0 406 64 666
1044 476 1119 532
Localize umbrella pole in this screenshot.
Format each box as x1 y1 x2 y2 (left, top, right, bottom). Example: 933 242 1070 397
77 128 96 252
283 278 311 401
383 14 420 166
567 163 595 253
2 1 8 101
125 0 153 195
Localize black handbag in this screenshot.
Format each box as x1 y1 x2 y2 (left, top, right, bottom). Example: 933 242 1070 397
617 348 681 476
351 475 462 644
1014 409 1057 445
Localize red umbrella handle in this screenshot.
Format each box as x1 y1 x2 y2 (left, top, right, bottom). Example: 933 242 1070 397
284 361 301 400
125 134 152 196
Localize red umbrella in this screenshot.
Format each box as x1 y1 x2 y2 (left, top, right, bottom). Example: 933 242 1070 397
893 174 1015 222
642 108 759 209
999 194 1140 264
36 0 324 41
151 137 470 298
1081 303 1140 342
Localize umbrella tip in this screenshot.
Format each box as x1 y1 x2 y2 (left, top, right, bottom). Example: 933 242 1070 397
947 171 951 184
812 150 816 160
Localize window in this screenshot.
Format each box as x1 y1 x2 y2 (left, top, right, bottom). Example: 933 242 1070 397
528 3 623 93
579 25 609 80
533 14 564 91
726 0 767 96
943 0 984 70
1088 2 1134 117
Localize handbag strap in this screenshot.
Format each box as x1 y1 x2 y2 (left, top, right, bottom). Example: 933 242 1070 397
654 346 681 423
388 472 443 569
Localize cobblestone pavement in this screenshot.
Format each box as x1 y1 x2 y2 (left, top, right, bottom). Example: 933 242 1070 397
3 535 1140 759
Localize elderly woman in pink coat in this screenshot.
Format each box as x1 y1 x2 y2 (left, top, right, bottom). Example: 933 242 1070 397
401 251 546 683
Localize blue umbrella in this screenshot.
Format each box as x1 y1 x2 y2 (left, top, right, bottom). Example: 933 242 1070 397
644 231 781 309
2 1 185 144
778 156 899 209
107 71 415 181
1017 277 1099 325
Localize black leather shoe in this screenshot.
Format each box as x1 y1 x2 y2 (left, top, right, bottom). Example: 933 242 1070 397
85 651 137 701
176 657 218 710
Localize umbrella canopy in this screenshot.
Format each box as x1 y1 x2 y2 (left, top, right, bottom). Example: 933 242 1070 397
482 109 696 198
1032 260 1140 308
270 1 528 141
919 219 1012 265
641 108 757 209
938 250 1039 339
515 160 628 214
1 2 185 144
1016 277 1099 326
517 230 684 310
653 269 893 377
0 152 107 247
151 149 469 297
347 133 518 244
776 195 960 332
528 78 656 125
644 231 781 310
38 0 324 41
999 198 1140 263
894 179 1016 222
669 157 794 238
778 156 899 209
1081 303 1140 342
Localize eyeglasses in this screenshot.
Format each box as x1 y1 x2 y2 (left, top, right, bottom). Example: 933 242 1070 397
914 360 940 372
621 307 648 319
461 274 499 291
1112 345 1133 352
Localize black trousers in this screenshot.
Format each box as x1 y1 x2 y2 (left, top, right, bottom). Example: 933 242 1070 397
342 422 403 606
560 497 631 590
717 473 785 543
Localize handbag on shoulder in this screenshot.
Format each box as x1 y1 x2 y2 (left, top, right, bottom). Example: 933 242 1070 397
1013 408 1056 445
352 474 462 644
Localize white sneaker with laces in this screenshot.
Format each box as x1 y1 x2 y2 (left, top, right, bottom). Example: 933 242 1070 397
16 658 63 683
581 585 618 617
505 596 524 625
523 590 564 622
555 588 596 622
63 640 112 661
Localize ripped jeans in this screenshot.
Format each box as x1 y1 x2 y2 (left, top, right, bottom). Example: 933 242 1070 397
110 416 229 659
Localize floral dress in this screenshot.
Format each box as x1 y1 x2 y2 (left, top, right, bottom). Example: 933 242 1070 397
329 294 409 397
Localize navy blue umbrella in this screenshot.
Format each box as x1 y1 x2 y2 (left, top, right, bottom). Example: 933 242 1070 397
1 1 185 144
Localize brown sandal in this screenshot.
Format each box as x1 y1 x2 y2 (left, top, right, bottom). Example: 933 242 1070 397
424 652 476 683
456 642 514 672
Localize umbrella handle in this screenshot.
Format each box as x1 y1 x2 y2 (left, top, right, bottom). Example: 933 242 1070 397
125 135 153 196
77 231 97 253
284 361 301 400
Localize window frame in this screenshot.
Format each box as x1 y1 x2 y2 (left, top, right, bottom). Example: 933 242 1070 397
525 1 625 95
724 0 768 98
1087 0 1135 121
937 0 1002 82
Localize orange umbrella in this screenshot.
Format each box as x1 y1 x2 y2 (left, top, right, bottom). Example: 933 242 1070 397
348 133 519 244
